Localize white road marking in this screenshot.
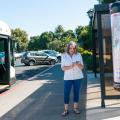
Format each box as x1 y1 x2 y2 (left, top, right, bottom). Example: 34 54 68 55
28 65 55 80
103 116 120 120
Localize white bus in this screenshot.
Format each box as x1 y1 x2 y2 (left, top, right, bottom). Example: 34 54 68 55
0 21 16 91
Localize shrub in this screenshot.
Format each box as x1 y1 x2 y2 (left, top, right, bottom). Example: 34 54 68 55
78 47 93 70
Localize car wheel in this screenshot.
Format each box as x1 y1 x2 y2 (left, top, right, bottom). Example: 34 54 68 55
57 56 61 63
29 60 35 66
24 63 29 66
50 60 56 65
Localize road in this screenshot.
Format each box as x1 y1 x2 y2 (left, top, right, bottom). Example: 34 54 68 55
15 59 51 81
0 59 87 120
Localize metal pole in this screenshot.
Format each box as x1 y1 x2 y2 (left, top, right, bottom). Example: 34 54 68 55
90 18 95 75
11 39 15 67
97 12 106 108
93 30 97 78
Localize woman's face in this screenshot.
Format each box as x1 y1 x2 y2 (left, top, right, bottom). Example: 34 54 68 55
69 44 76 55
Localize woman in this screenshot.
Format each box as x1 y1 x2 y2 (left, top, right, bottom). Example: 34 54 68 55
61 41 84 116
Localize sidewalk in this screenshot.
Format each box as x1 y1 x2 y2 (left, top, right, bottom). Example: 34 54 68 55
87 73 120 120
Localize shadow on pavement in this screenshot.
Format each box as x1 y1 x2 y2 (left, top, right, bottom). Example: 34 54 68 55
16 66 50 81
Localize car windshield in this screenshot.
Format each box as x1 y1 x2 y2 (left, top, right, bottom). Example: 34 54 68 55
38 52 48 56
44 50 57 56
22 52 28 57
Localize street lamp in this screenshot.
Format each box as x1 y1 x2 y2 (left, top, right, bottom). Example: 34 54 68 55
87 9 94 23
87 9 96 77
87 9 94 49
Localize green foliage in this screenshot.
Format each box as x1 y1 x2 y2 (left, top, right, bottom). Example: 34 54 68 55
55 25 65 34
11 28 28 52
54 25 64 40
28 36 40 50
61 30 78 47
28 25 91 53
75 26 91 50
48 40 64 52
78 47 92 56
78 47 92 70
98 0 117 3
28 31 55 51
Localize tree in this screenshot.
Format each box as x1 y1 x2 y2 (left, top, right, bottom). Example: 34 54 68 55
75 26 84 47
63 30 76 39
98 0 116 3
75 26 91 49
11 28 28 52
62 30 77 45
48 40 64 52
55 25 64 34
40 31 54 49
27 25 92 52
28 36 40 50
55 25 65 40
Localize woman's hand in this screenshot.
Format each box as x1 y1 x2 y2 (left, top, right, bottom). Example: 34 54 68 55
72 62 78 67
72 61 84 70
61 65 73 71
62 61 84 71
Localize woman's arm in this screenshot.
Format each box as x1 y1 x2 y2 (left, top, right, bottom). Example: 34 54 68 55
73 61 84 70
75 53 84 70
76 62 84 70
61 65 73 71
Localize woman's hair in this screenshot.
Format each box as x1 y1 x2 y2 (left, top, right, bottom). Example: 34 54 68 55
66 41 77 54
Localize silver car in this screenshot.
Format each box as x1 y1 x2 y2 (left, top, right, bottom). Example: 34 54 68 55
21 51 57 66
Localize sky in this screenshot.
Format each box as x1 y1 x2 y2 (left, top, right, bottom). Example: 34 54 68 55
0 0 98 37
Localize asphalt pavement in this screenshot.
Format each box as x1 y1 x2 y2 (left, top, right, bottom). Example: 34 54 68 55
15 59 51 81
0 63 87 120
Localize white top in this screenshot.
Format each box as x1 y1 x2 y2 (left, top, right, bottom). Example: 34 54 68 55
61 52 84 80
0 21 11 36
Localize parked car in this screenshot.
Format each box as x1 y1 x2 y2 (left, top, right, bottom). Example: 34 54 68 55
42 50 61 62
14 52 26 60
21 51 57 66
14 52 22 59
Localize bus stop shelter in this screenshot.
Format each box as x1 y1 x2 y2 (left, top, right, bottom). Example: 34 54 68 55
92 3 120 107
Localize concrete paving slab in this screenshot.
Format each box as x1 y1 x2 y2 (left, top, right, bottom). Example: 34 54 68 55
87 73 120 120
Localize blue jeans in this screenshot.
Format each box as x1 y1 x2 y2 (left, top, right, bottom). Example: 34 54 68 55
64 79 82 104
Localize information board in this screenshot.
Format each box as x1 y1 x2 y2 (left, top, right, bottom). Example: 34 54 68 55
111 12 120 88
